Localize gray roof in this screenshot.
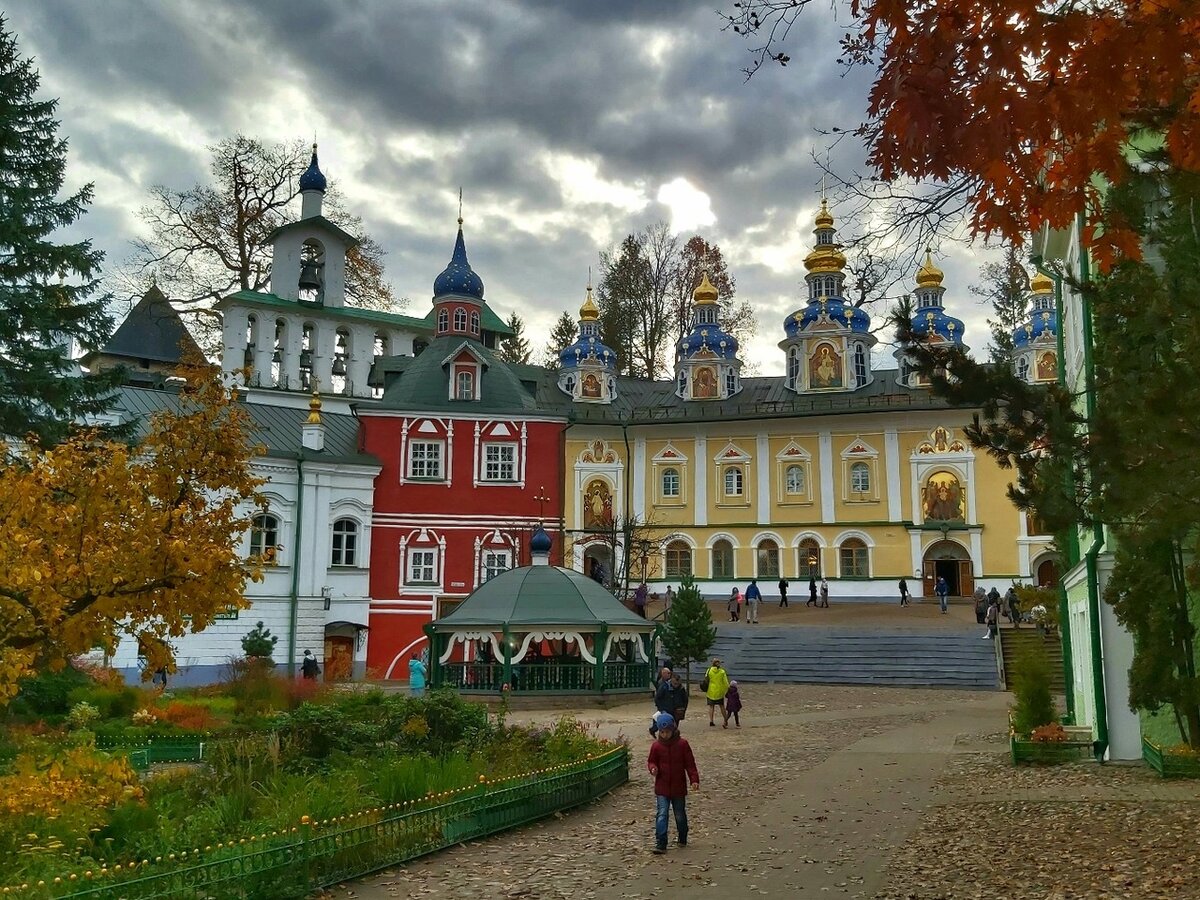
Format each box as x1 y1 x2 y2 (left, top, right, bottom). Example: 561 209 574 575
431 565 655 631
91 287 204 365
113 385 378 466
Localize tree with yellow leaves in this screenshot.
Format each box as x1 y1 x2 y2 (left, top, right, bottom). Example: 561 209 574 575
0 369 265 703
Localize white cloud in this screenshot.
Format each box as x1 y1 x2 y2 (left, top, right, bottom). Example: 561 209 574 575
656 177 716 233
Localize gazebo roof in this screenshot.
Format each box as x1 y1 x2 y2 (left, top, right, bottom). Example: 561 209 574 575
431 566 654 631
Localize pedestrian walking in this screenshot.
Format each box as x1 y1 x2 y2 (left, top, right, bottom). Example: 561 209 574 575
745 579 762 623
778 577 789 608
634 582 649 618
807 577 818 607
819 577 830 608
647 713 699 854
650 666 674 735
987 586 1002 614
727 589 739 622
668 672 689 725
936 576 950 613
984 597 1000 639
1008 587 1022 628
702 657 730 727
973 585 988 624
664 585 676 616
301 649 321 680
722 680 743 728
408 654 426 696
898 577 910 607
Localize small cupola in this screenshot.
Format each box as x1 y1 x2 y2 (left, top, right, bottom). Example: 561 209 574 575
530 526 553 565
432 216 487 342
557 280 618 403
299 143 327 220
675 270 742 401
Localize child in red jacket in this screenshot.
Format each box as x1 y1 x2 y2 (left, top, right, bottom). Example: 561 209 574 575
646 713 700 853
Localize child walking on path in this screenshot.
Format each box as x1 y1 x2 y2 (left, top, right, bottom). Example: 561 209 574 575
723 680 743 728
647 713 700 853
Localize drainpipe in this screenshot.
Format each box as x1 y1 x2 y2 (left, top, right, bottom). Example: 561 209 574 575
620 414 632 597
287 455 306 678
1076 215 1109 761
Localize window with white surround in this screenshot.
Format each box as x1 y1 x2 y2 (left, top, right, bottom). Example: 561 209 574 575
456 371 474 400
249 514 279 559
665 541 692 578
798 539 821 578
483 443 516 481
850 461 871 493
470 311 480 335
785 464 805 495
408 549 437 584
331 518 359 566
661 467 680 498
757 539 781 578
409 441 443 479
453 307 467 330
725 370 737 396
839 538 869 577
437 309 449 333
482 550 510 583
854 343 868 387
724 465 743 497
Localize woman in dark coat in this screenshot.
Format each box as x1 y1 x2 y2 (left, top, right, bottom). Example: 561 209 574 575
807 578 818 607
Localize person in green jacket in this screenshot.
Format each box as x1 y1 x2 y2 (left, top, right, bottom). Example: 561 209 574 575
703 657 730 727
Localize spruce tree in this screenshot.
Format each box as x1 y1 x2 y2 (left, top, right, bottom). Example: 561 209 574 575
661 573 717 689
542 311 578 370
497 311 531 364
0 19 122 445
969 245 1030 361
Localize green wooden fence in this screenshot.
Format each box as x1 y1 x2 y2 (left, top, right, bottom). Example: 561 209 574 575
15 747 629 899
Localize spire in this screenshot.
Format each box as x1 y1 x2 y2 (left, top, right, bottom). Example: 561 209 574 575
432 216 485 302
302 379 325 451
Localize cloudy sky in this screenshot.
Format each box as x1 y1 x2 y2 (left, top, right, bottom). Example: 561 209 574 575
8 0 1003 375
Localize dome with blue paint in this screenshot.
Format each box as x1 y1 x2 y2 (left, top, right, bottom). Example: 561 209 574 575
907 251 965 347
560 285 618 370
783 297 872 341
298 144 327 193
530 526 553 555
678 323 739 360
433 224 485 302
1013 271 1057 348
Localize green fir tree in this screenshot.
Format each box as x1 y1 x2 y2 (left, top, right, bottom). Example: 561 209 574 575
0 18 122 445
661 573 717 689
497 311 531 364
241 620 278 662
542 311 578 370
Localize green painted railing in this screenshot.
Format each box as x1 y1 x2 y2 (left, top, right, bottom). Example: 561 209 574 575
1009 734 1092 764
439 661 650 693
23 747 629 899
1143 737 1200 778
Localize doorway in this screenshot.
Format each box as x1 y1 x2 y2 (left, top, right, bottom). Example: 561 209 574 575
1035 557 1061 588
922 540 974 597
583 545 614 588
323 635 354 681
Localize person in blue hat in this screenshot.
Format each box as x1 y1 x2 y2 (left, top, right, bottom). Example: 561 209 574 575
647 713 700 854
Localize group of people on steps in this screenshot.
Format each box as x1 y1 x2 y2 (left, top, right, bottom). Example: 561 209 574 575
727 577 830 621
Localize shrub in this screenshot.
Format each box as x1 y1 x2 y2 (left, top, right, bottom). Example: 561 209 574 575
241 621 278 662
10 665 91 718
223 656 285 718
67 684 140 720
67 701 101 729
1011 646 1057 736
158 700 214 731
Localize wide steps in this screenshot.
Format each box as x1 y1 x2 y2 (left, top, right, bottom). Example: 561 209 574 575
686 627 1000 690
1000 630 1066 692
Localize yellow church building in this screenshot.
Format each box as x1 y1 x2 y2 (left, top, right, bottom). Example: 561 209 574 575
552 202 1058 598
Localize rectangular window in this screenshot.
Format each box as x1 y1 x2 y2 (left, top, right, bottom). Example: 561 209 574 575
409 441 443 479
482 551 509 583
408 549 437 584
483 443 516 481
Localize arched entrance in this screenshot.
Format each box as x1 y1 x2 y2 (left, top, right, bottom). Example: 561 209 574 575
1034 555 1061 588
582 544 614 589
922 540 974 598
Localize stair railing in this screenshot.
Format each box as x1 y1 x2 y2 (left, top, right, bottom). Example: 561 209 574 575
994 628 1007 688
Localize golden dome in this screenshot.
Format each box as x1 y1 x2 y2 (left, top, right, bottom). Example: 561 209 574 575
803 244 846 274
814 198 834 230
579 284 600 321
1030 271 1053 294
915 249 944 288
693 271 719 305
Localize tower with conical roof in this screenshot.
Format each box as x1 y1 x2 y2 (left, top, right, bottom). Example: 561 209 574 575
780 199 876 393
431 213 487 344
557 281 618 403
1012 271 1058 383
895 250 968 387
674 271 741 400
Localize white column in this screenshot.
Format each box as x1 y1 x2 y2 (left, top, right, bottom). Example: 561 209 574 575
221 307 247 388
909 530 923 579
633 436 647 519
694 435 707 527
312 322 336 396
282 314 303 392
884 428 902 522
819 431 834 524
347 325 374 398
970 530 984 577
756 433 770 525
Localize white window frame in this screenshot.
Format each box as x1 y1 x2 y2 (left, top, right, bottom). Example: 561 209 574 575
483 442 516 482
453 307 467 331
437 308 449 333
661 466 681 498
408 548 437 584
724 465 743 498
756 540 781 579
850 461 871 493
456 370 475 401
249 513 279 559
330 517 359 567
839 539 870 578
854 342 869 387
408 441 444 480
664 541 692 579
470 310 480 335
481 549 510 583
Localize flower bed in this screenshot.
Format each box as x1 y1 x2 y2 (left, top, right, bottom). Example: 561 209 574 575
1143 737 1200 779
1010 722 1093 765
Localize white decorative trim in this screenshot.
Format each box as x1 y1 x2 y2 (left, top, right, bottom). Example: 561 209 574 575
652 441 689 463
756 433 770 525
705 531 740 549
694 436 708 527
819 431 834 522
604 631 651 663
711 440 751 463
633 436 647 518
510 631 595 665
884 428 902 521
440 631 503 664
384 636 430 679
832 528 876 548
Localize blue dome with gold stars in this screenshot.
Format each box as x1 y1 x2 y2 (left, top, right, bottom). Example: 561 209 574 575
1013 271 1057 348
559 333 618 370
298 145 327 193
783 298 872 340
433 226 485 302
911 305 967 346
679 323 739 360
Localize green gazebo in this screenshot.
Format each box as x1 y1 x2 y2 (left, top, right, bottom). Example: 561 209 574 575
425 529 658 694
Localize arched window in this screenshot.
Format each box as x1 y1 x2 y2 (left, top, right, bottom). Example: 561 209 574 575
798 538 821 578
725 370 737 396
850 462 871 494
661 467 680 498
331 518 359 567
724 466 743 497
787 349 800 388
785 464 805 495
756 539 780 578
677 369 687 395
453 307 468 331
839 538 869 577
470 310 480 335
250 514 279 560
437 309 449 333
711 539 734 579
456 371 474 400
665 540 692 578
1016 355 1030 381
854 343 869 387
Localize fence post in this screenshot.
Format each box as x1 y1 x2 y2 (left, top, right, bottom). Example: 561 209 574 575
595 624 608 693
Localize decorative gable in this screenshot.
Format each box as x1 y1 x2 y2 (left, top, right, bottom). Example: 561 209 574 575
775 441 811 461
712 441 751 463
840 436 879 459
915 426 968 455
652 442 689 463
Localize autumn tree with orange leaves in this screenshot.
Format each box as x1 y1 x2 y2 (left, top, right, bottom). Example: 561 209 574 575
0 370 265 703
727 0 1200 263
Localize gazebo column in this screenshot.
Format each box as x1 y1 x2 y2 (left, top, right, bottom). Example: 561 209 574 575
502 625 513 691
595 624 608 693
425 625 439 687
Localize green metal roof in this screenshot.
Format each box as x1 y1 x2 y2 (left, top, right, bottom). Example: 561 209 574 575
220 290 431 332
431 566 655 631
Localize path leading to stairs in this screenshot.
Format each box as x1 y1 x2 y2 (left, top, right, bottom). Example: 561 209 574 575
332 684 1200 899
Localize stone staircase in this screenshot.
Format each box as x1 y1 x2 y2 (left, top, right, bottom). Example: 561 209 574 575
998 628 1066 693
686 626 1000 690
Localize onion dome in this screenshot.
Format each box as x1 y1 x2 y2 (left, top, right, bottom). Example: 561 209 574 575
560 283 618 371
782 298 872 341
530 526 553 555
579 284 600 321
911 306 967 346
814 198 834 229
915 249 944 288
804 200 847 274
1013 271 1057 348
433 223 485 302
693 271 719 305
298 144 327 193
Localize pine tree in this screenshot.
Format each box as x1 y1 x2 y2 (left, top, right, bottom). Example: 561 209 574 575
542 311 577 370
661 573 717 689
0 19 123 445
969 245 1029 361
497 311 531 364
241 621 278 662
